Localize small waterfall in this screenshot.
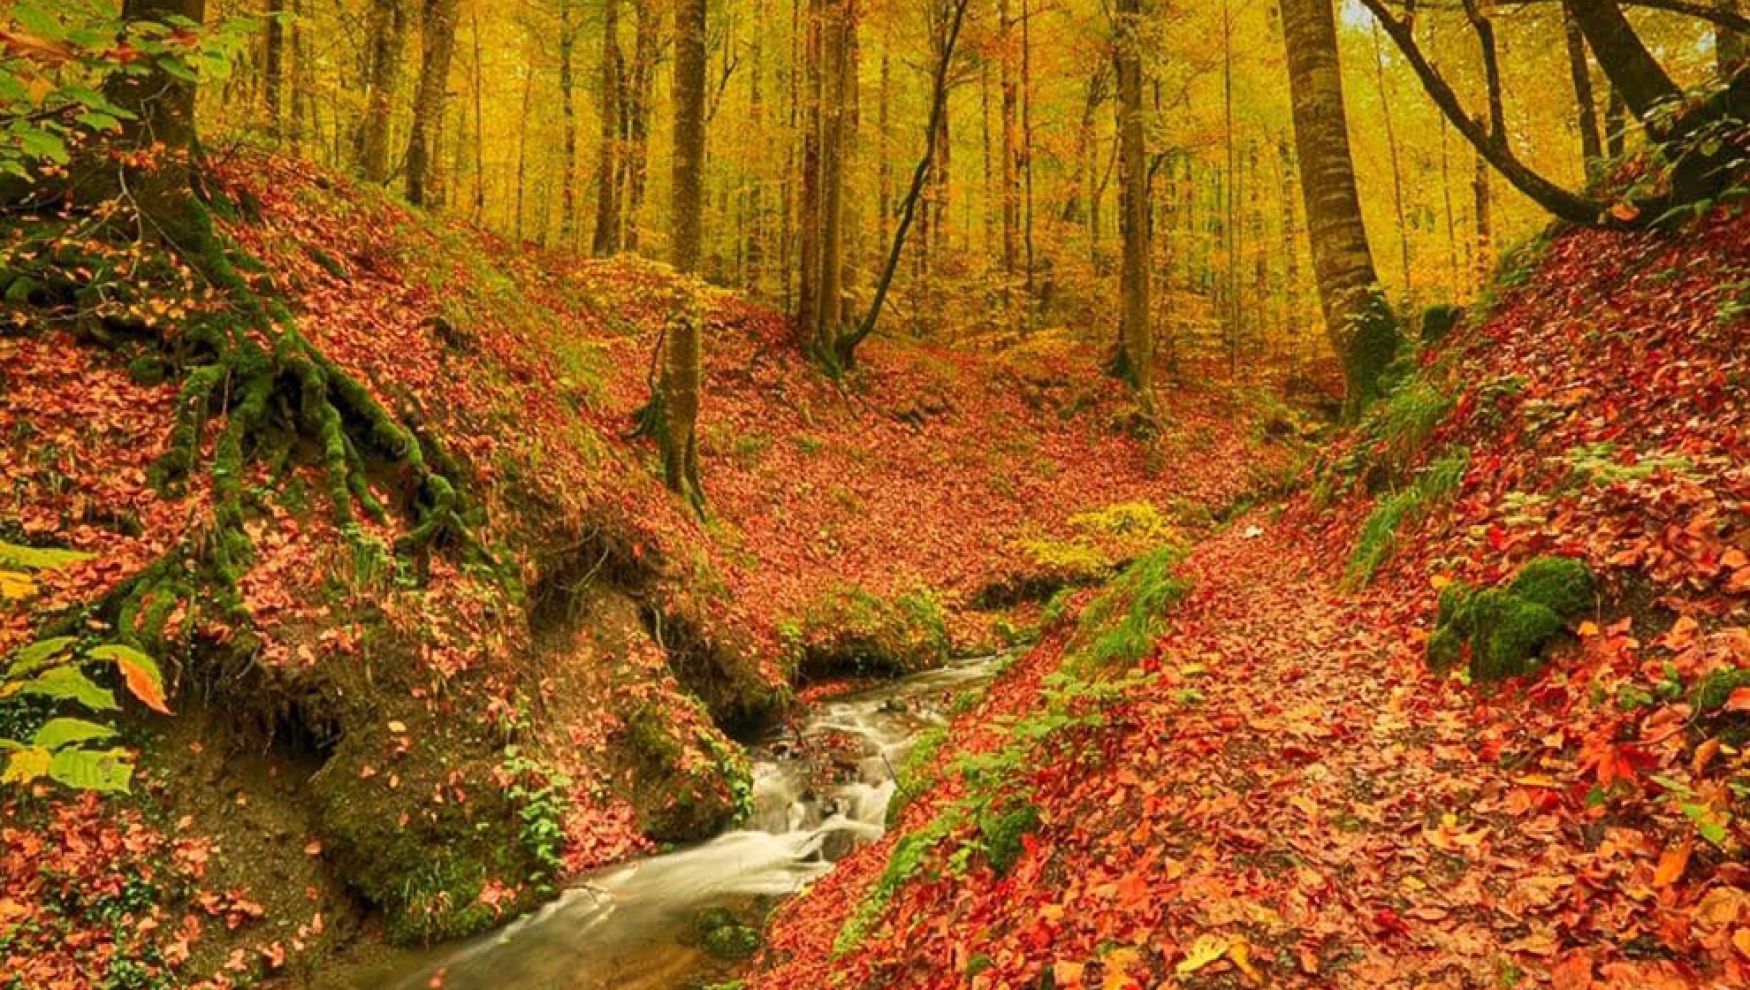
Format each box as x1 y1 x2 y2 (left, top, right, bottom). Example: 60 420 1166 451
392 654 1002 990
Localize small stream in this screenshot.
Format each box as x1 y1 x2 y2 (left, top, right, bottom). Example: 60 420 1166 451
389 655 1002 990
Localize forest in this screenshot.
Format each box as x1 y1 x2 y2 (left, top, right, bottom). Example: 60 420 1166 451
0 0 1747 988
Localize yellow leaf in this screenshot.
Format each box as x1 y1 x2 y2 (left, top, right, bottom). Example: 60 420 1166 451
0 570 35 601
1228 937 1263 984
1431 574 1453 590
1733 928 1750 958
2 747 52 785
1176 934 1229 975
1102 947 1140 990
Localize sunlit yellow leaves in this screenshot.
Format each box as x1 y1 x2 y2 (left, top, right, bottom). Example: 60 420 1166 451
1175 934 1228 975
0 570 35 601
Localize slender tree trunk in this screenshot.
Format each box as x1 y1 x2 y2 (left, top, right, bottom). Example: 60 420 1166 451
264 0 285 139
1563 8 1606 179
878 45 893 250
621 0 660 251
405 0 462 207
1223 0 1239 376
1564 0 1682 125
747 0 770 291
358 0 407 184
1279 0 1400 419
1021 0 1035 310
661 0 709 512
1606 86 1627 157
1370 21 1412 312
1112 0 1153 417
815 0 851 355
998 0 1021 330
1473 152 1493 290
593 0 625 255
798 0 824 339
558 0 582 249
515 45 534 242
470 9 484 222
1440 119 1458 299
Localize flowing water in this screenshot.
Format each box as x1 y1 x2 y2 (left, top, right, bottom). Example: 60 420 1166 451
389 656 1002 990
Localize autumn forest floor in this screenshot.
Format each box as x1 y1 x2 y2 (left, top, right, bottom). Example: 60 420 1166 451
2 153 1747 990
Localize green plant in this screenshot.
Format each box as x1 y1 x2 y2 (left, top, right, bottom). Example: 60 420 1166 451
1 637 168 793
500 746 571 893
1345 449 1468 587
1069 544 1188 674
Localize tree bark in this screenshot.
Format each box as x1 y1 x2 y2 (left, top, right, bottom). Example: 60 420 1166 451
358 0 406 184
661 0 709 512
797 0 825 340
1112 0 1154 417
1563 0 1682 125
620 0 660 251
593 0 625 255
999 0 1021 330
558 0 582 249
1279 0 1400 420
405 0 461 207
1563 7 1606 179
814 0 851 355
263 0 285 139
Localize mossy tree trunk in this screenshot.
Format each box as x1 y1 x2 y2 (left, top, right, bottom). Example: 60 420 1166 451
659 0 709 515
1278 0 1400 421
357 0 407 184
404 0 462 207
592 0 625 256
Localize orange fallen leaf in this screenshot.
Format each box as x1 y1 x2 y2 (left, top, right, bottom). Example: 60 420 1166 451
1653 839 1692 888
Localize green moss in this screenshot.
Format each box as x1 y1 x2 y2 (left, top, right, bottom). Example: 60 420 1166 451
791 583 951 677
887 726 949 826
1426 625 1466 673
621 702 748 842
1507 556 1595 621
1069 544 1187 675
1344 449 1468 587
1467 588 1564 683
975 799 1040 875
1694 668 1750 712
1342 294 1404 422
1436 580 1476 635
702 923 761 960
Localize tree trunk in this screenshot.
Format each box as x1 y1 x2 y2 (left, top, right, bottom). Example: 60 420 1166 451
1279 0 1400 420
662 0 709 513
405 0 462 207
1563 0 1682 126
999 0 1021 331
1606 86 1627 157
1370 21 1412 312
264 0 285 139
1112 0 1153 417
620 0 660 251
593 0 625 255
798 0 825 340
358 0 406 184
1473 152 1493 290
558 0 582 249
815 0 851 355
81 0 208 222
1563 7 1606 179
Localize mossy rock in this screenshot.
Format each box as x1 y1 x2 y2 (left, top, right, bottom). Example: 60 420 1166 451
1420 303 1464 345
1694 668 1750 713
977 800 1041 876
621 704 749 843
792 584 950 678
1425 625 1466 673
1467 588 1564 683
702 922 761 960
1507 556 1595 621
1436 581 1476 636
312 720 548 946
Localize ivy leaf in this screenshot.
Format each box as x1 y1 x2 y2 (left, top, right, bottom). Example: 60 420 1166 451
89 644 172 714
18 666 117 712
31 718 117 751
47 747 133 793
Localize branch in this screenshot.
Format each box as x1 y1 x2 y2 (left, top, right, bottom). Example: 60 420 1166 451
1359 0 1616 225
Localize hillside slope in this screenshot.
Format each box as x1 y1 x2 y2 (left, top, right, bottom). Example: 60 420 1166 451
748 211 1750 988
0 153 1297 988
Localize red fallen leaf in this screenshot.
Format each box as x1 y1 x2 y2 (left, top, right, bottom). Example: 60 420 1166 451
1551 951 1596 990
1724 688 1750 713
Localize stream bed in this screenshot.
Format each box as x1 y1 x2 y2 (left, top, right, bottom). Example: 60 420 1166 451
388 655 1003 990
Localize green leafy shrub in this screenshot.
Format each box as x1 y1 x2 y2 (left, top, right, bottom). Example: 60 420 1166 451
1069 544 1187 674
974 799 1040 875
1420 303 1463 346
